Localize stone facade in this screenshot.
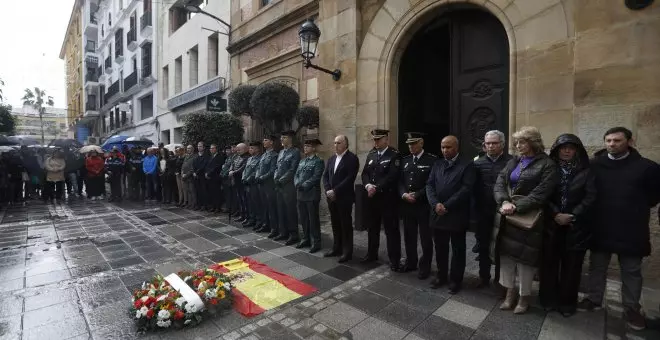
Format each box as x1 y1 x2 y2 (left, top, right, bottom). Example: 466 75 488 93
229 0 660 163
59 0 84 132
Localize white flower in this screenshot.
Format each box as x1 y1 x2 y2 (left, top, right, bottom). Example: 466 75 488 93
175 297 186 307
139 306 148 316
185 303 199 314
141 296 149 302
184 319 192 325
205 288 217 299
135 310 142 319
141 282 147 290
157 294 169 302
156 319 172 328
223 282 231 291
198 281 207 291
157 310 170 320
183 276 192 282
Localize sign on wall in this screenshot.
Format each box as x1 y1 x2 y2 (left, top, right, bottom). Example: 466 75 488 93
206 94 227 112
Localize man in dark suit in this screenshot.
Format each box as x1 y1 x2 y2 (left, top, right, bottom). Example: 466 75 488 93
426 135 476 294
192 141 209 210
204 144 225 212
399 132 437 279
323 135 360 263
361 129 402 271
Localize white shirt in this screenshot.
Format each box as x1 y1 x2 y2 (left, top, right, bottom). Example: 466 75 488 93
377 146 389 159
160 159 167 172
412 150 424 163
334 149 347 172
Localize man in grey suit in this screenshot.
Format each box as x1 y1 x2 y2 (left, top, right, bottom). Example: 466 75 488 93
273 130 301 245
294 138 325 253
242 141 262 229
256 135 278 234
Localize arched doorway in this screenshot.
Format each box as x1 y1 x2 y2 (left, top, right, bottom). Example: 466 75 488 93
398 7 509 157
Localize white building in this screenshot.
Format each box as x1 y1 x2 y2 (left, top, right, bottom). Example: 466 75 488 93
82 0 158 143
155 0 229 144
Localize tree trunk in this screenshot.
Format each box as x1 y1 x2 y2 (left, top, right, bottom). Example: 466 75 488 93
39 109 45 145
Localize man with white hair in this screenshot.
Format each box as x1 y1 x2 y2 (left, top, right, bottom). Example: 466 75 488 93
229 142 249 222
472 130 512 288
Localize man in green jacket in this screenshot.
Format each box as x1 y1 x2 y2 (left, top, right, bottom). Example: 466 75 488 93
294 138 324 253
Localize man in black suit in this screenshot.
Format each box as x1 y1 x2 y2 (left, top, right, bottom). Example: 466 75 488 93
361 129 402 271
426 135 476 294
399 132 437 279
192 141 209 210
204 144 225 212
323 135 360 263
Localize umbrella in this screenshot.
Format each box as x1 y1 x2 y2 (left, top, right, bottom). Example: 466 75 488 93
0 135 19 146
0 145 18 153
49 138 83 149
121 136 154 150
164 143 182 152
101 135 130 151
8 135 40 146
79 145 104 154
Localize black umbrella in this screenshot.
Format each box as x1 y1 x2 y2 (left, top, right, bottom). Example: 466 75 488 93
49 138 83 149
123 136 153 147
0 135 19 146
8 135 40 146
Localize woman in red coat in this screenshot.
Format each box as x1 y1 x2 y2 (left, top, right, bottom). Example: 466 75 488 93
85 151 105 200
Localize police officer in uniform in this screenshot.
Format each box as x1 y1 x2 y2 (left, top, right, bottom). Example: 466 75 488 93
399 132 437 279
361 129 402 271
273 130 301 245
242 141 263 228
220 145 234 213
294 138 325 253
256 135 279 234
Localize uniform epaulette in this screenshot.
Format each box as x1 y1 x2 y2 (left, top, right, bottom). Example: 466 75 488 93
402 154 413 159
427 153 438 158
368 149 378 154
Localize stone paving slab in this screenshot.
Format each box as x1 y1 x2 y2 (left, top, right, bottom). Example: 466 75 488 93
0 199 658 340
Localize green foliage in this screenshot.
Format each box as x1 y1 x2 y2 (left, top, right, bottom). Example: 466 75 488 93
250 82 300 133
0 78 4 102
0 103 15 135
228 84 256 117
182 111 244 148
296 105 319 129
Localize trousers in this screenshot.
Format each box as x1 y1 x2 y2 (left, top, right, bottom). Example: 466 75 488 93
365 194 400 264
298 200 321 247
433 229 466 284
587 251 643 311
499 256 536 296
402 202 433 273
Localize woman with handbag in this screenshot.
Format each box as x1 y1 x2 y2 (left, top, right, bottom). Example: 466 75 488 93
539 134 596 316
492 126 558 314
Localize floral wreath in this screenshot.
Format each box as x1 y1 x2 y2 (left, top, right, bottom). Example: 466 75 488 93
129 268 233 331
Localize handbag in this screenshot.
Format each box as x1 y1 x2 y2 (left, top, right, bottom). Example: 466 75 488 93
505 194 542 230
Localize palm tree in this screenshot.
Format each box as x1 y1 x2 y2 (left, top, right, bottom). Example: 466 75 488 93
21 87 54 144
0 78 5 102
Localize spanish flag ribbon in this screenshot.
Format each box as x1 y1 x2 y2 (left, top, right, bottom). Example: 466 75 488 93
210 257 317 317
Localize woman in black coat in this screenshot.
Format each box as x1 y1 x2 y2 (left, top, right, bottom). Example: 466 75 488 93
538 134 596 317
492 126 558 314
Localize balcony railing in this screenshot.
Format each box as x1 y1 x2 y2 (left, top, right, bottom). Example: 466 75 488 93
85 41 96 52
85 56 98 67
104 56 112 69
140 11 152 30
127 28 136 45
106 80 120 100
85 99 98 111
124 71 138 90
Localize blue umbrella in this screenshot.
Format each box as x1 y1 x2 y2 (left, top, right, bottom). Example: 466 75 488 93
101 135 130 151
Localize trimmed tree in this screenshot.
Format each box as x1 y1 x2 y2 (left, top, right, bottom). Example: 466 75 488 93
250 82 299 133
295 105 319 133
0 103 15 135
228 84 256 117
182 111 244 148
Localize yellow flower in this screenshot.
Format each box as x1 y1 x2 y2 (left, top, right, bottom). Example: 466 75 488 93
218 290 225 299
216 281 224 287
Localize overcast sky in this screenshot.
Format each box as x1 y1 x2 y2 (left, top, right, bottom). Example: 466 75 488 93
0 0 74 108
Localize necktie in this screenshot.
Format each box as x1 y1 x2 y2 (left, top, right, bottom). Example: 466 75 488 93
413 156 418 165
377 151 382 161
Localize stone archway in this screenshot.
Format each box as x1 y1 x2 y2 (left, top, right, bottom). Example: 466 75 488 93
355 0 571 155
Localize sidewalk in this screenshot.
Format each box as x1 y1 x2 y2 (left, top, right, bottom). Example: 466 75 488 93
0 200 657 340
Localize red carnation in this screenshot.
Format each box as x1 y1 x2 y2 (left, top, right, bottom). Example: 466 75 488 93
207 277 217 284
193 280 201 287
210 298 218 305
174 310 185 320
146 309 155 319
133 300 142 309
195 270 205 277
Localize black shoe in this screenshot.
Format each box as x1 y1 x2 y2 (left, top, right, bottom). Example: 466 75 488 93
360 255 378 263
257 227 271 233
576 299 602 312
417 271 430 280
430 278 447 289
472 243 480 253
309 245 321 254
475 255 481 261
398 264 417 273
338 254 351 263
273 235 288 241
390 263 401 272
476 278 490 289
448 282 461 294
267 231 280 239
284 237 299 246
559 307 576 318
296 241 310 249
324 250 341 257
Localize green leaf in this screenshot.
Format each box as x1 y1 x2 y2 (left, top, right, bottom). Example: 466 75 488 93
182 111 244 148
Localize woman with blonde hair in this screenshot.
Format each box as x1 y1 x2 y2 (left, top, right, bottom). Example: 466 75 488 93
492 126 558 314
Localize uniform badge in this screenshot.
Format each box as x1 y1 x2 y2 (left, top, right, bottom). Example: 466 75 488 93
404 162 408 168
394 159 400 166
369 160 373 165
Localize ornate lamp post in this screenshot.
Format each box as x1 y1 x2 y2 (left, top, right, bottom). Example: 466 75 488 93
298 19 341 81
625 0 654 10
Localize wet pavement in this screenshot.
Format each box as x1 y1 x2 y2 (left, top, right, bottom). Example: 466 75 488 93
0 199 658 340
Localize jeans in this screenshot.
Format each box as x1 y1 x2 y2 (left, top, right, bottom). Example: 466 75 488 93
145 174 159 200
587 251 643 311
67 172 78 196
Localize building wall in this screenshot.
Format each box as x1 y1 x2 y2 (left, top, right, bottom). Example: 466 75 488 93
11 106 69 144
62 2 84 130
156 0 231 144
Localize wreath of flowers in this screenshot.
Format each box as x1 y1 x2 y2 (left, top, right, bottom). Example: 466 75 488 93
129 268 233 332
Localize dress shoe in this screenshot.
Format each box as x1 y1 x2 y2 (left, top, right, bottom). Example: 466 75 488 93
430 278 448 289
360 255 378 263
417 271 430 280
499 288 517 310
257 227 271 233
476 278 490 289
390 263 401 272
267 231 280 239
448 282 462 295
296 241 310 249
324 250 341 257
397 264 418 273
284 237 300 246
273 235 288 241
309 245 321 254
338 255 351 263
252 224 262 231
514 296 530 314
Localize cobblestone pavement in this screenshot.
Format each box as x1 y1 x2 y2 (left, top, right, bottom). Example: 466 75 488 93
0 199 658 340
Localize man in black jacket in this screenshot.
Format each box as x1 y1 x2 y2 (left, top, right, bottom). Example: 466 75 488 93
192 142 209 210
426 136 476 294
578 127 660 331
323 135 360 262
472 130 512 287
361 129 401 271
205 144 225 212
398 132 436 279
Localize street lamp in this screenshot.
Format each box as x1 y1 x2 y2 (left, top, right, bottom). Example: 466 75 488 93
183 2 231 33
298 19 341 81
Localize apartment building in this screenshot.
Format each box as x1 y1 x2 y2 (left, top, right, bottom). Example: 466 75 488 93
81 0 158 143
11 105 69 144
155 0 229 144
59 0 84 139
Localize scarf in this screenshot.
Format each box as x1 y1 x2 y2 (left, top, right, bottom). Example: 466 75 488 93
558 159 579 211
